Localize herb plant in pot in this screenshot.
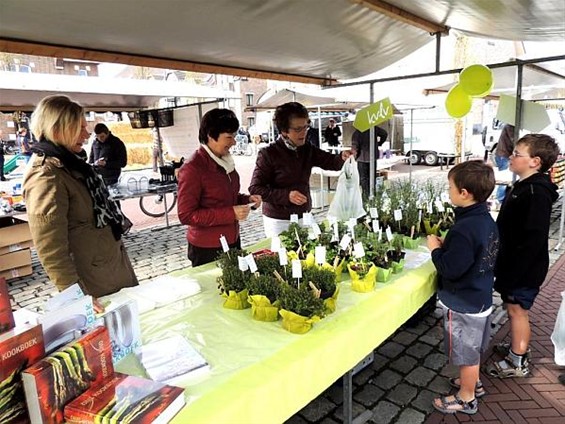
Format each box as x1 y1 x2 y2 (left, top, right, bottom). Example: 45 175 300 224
278 282 325 334
216 249 252 310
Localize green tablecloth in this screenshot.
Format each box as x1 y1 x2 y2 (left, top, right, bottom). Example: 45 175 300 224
116 246 437 424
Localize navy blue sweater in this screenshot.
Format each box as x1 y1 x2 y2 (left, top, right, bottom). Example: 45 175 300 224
431 202 499 313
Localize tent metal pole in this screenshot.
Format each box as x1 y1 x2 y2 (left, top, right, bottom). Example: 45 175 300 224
317 106 322 147
512 62 524 184
369 83 375 199
435 32 441 73
409 108 414 184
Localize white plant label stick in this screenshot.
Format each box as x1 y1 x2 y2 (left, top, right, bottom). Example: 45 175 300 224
220 235 229 252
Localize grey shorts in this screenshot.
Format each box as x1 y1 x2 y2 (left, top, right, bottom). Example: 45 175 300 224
442 305 492 366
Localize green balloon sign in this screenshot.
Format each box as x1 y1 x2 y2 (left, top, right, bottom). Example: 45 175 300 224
460 64 493 97
353 98 394 132
445 84 472 119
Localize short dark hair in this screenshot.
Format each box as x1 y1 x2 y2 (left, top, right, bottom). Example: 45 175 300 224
273 102 309 133
517 133 560 173
198 108 239 144
448 160 495 203
94 123 109 135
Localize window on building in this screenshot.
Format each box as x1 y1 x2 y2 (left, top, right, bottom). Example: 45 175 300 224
78 69 88 77
246 93 254 106
248 117 255 127
18 65 31 73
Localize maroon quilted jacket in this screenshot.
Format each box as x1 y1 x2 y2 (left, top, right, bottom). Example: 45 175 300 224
249 138 344 220
177 146 250 248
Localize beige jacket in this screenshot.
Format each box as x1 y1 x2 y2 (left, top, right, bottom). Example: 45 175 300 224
23 154 138 297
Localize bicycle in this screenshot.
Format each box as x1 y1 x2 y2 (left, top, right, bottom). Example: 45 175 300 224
139 190 177 218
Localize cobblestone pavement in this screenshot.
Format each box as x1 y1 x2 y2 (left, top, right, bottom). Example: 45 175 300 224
4 163 565 424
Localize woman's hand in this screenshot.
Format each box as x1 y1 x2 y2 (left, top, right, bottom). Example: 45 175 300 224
341 150 353 161
233 204 251 221
93 298 106 314
249 194 262 209
289 190 307 205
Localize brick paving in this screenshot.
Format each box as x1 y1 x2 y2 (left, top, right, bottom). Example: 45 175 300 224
3 161 565 424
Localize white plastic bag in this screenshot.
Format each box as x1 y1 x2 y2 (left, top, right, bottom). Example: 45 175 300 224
327 157 366 221
551 290 565 365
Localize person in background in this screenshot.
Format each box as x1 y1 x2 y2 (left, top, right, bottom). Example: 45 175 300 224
152 127 164 173
24 95 138 299
89 123 127 185
305 119 320 148
324 118 341 153
249 102 350 237
486 134 560 378
351 125 388 198
0 130 5 181
494 124 514 202
177 108 261 267
18 128 33 162
427 160 498 415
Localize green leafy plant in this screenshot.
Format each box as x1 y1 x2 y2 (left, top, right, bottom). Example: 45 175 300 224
278 283 325 318
246 274 281 303
216 249 250 294
302 266 337 300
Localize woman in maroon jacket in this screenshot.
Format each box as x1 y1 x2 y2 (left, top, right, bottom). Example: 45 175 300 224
177 109 261 266
249 102 350 237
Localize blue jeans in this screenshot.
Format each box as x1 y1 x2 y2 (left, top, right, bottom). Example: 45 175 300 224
495 155 510 202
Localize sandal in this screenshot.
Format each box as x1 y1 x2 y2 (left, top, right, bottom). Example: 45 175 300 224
449 377 486 398
432 394 478 415
485 358 530 378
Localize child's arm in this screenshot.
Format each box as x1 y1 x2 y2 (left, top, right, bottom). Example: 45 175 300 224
430 230 475 281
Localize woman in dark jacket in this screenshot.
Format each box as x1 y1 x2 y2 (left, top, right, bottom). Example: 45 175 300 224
177 109 261 266
249 102 350 237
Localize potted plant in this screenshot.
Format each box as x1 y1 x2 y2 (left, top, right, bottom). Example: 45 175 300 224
388 234 406 274
347 259 378 293
303 265 339 313
216 249 251 309
246 274 282 322
278 282 325 334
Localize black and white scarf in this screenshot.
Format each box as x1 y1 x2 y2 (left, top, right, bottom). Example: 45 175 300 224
32 138 131 240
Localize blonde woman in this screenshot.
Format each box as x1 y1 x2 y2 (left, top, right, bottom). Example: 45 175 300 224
24 95 138 299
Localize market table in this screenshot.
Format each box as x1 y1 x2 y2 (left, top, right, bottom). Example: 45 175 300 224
115 245 437 424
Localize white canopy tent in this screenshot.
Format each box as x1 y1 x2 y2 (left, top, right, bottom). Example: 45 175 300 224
1 0 564 86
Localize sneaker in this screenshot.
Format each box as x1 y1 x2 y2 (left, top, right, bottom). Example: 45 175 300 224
433 394 478 415
493 342 531 362
449 377 486 398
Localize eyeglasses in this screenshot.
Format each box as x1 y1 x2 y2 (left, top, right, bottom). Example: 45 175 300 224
511 150 530 158
288 125 309 133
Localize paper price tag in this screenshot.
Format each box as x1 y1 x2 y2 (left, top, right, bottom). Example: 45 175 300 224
339 234 352 250
377 229 382 242
292 259 302 279
219 235 229 252
353 242 365 258
394 209 403 221
427 202 433 214
436 202 445 213
332 223 339 242
302 212 313 226
315 245 326 264
238 256 249 271
441 192 450 203
271 236 281 253
307 227 317 240
279 248 288 266
245 254 258 273
386 226 393 242
369 207 378 218
372 219 380 233
312 222 321 237
290 214 299 223
418 210 422 221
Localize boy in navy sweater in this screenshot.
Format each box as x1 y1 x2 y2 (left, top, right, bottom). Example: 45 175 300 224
427 160 498 415
486 134 559 378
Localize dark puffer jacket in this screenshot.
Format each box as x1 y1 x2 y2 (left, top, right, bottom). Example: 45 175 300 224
88 133 127 185
495 172 559 291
